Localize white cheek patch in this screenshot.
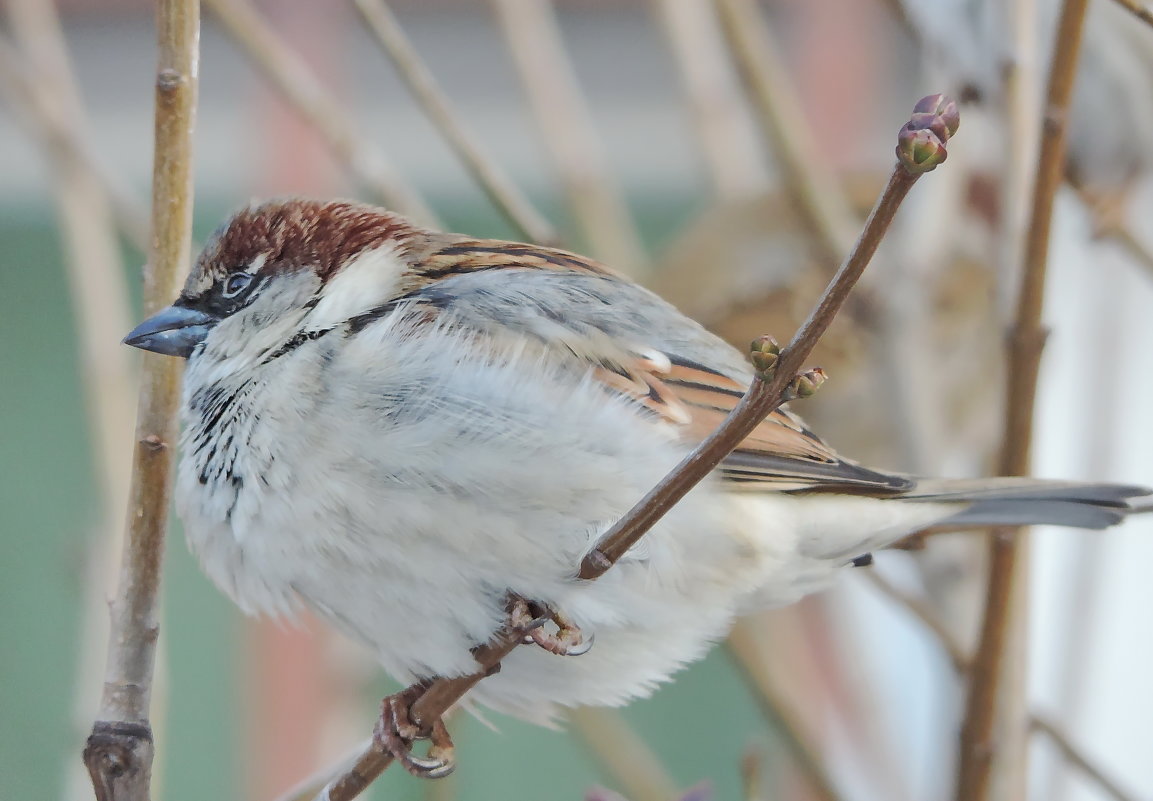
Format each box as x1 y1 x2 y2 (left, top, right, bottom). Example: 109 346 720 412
305 243 406 330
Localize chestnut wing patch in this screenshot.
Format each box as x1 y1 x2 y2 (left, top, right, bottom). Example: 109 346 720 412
598 353 912 493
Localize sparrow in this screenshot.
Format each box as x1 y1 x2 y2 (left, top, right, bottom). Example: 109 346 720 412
124 199 1146 773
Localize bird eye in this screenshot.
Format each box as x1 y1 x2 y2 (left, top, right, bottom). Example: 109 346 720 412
222 271 252 298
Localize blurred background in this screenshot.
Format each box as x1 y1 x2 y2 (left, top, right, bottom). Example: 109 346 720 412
1 1 1152 800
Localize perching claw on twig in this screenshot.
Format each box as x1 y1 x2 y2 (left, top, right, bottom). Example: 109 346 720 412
509 597 594 657
373 684 456 778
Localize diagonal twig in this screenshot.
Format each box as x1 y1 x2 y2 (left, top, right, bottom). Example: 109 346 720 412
1107 0 1153 27
202 0 438 226
1031 716 1143 801
81 1 199 799
954 1 1091 799
578 99 955 578
352 0 558 245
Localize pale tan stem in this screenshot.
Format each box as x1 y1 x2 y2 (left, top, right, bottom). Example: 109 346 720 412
991 2 1041 797
649 0 768 201
861 570 968 672
2 3 148 799
727 623 843 801
489 0 648 276
568 708 680 801
954 2 1090 800
203 0 438 226
81 0 199 798
713 0 860 265
352 0 558 245
0 35 150 251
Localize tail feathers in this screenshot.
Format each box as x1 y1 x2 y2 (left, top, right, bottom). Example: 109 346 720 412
903 478 1150 531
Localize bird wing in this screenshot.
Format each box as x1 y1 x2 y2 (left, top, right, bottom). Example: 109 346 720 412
382 238 912 494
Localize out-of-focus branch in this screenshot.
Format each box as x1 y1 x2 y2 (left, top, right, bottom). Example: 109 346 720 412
202 0 437 226
990 2 1041 796
1032 716 1143 801
569 708 681 801
489 0 647 276
1064 174 1153 282
727 623 843 801
713 0 860 265
1105 222 1153 280
81 0 199 799
2 2 145 798
315 97 956 801
0 35 150 252
1107 0 1153 27
864 570 1141 801
352 0 558 245
649 0 768 201
954 2 1090 800
860 570 968 672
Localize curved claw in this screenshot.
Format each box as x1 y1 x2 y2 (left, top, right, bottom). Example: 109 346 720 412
509 596 593 657
373 687 457 779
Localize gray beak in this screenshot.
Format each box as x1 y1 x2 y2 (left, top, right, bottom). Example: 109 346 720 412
123 305 219 358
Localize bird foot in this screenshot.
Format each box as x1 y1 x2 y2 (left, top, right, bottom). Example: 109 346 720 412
372 684 455 779
508 597 593 656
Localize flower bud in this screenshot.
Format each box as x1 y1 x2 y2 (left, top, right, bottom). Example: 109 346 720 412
897 127 948 173
912 93 960 138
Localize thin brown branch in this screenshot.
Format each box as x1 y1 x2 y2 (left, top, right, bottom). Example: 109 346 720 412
954 2 1090 800
568 708 681 801
318 97 954 801
81 1 199 799
727 623 843 801
713 0 861 264
579 152 939 579
1031 716 1144 801
489 0 648 276
0 34 150 252
1107 0 1153 27
649 0 769 201
352 0 558 245
202 0 437 226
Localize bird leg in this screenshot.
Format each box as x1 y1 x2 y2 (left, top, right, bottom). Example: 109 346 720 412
373 683 456 779
508 596 593 657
